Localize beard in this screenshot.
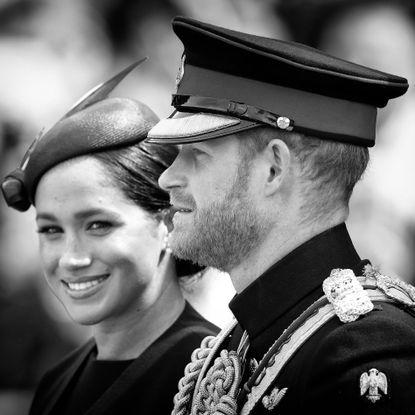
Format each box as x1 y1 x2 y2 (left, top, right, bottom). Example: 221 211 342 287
169 160 270 272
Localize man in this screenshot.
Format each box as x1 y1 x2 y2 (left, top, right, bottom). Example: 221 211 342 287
146 16 415 415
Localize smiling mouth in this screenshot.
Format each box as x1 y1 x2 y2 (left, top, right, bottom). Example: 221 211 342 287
63 275 109 292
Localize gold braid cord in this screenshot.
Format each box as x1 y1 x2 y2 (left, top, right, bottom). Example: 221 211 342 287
172 335 217 415
193 349 242 415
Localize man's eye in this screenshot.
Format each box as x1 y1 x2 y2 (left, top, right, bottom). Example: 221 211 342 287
191 148 207 157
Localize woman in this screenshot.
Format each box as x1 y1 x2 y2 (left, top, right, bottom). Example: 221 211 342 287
1 62 218 415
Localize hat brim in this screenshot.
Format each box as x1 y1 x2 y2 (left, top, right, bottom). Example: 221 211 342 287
146 111 260 144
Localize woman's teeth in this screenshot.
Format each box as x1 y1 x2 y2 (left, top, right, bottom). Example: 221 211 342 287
66 276 107 291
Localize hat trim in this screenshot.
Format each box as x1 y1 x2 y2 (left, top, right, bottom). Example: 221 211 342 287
147 113 240 139
147 119 259 144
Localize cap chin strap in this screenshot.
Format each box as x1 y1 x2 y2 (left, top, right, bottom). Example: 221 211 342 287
172 94 294 131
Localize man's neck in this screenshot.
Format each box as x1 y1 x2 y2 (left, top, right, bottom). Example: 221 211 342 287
229 215 347 293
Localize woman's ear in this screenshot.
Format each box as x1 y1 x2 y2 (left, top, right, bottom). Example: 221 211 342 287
156 207 174 232
263 138 292 197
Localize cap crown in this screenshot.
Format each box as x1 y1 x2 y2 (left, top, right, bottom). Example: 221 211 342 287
173 16 408 107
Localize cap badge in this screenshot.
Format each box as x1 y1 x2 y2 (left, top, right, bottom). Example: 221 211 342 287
262 386 288 411
175 54 186 89
360 368 388 403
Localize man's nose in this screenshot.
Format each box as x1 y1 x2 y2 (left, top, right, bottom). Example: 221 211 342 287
158 155 187 191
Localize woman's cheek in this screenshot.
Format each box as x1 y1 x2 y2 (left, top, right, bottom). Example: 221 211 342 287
39 240 59 275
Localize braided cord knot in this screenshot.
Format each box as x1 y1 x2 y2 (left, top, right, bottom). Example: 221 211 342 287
172 335 217 415
192 349 242 415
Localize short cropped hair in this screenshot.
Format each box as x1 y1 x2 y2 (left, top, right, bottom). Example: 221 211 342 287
238 126 369 216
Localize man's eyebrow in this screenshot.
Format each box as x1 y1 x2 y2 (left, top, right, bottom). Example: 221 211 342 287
190 141 214 152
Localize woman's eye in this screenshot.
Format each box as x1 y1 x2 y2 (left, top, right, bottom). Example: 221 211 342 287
37 226 62 235
88 221 112 233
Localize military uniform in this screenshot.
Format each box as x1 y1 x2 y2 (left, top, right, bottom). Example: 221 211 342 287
163 225 415 414
146 16 415 415
228 224 415 414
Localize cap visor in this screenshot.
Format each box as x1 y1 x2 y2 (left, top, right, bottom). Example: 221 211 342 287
146 112 259 144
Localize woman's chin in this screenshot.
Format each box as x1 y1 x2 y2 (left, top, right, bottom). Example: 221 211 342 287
64 304 107 327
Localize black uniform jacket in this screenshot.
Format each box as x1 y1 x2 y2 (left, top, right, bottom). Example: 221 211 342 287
229 223 415 414
29 302 218 415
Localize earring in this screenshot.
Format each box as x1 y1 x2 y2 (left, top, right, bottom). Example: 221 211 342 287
163 231 172 254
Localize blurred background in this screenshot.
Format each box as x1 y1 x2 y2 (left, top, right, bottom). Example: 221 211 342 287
0 0 414 414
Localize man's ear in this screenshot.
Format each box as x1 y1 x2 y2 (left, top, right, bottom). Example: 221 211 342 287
263 138 292 197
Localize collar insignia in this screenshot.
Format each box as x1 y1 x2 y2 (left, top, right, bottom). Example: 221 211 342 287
262 386 288 411
360 368 388 403
250 358 259 375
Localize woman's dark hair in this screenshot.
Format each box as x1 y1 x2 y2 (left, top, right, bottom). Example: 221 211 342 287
92 140 177 215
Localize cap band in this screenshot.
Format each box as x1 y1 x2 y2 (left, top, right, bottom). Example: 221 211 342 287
172 95 294 130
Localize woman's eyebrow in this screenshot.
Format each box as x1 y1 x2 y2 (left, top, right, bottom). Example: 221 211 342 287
73 208 111 220
36 208 118 222
35 212 56 221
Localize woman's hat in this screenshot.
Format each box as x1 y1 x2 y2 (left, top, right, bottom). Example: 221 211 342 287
2 59 158 211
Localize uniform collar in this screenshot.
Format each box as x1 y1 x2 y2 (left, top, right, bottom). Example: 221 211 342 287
229 223 365 340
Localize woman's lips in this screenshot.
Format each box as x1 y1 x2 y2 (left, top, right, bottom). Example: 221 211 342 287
62 274 110 298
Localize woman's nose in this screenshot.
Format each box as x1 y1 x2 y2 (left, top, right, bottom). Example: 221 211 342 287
58 238 91 270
